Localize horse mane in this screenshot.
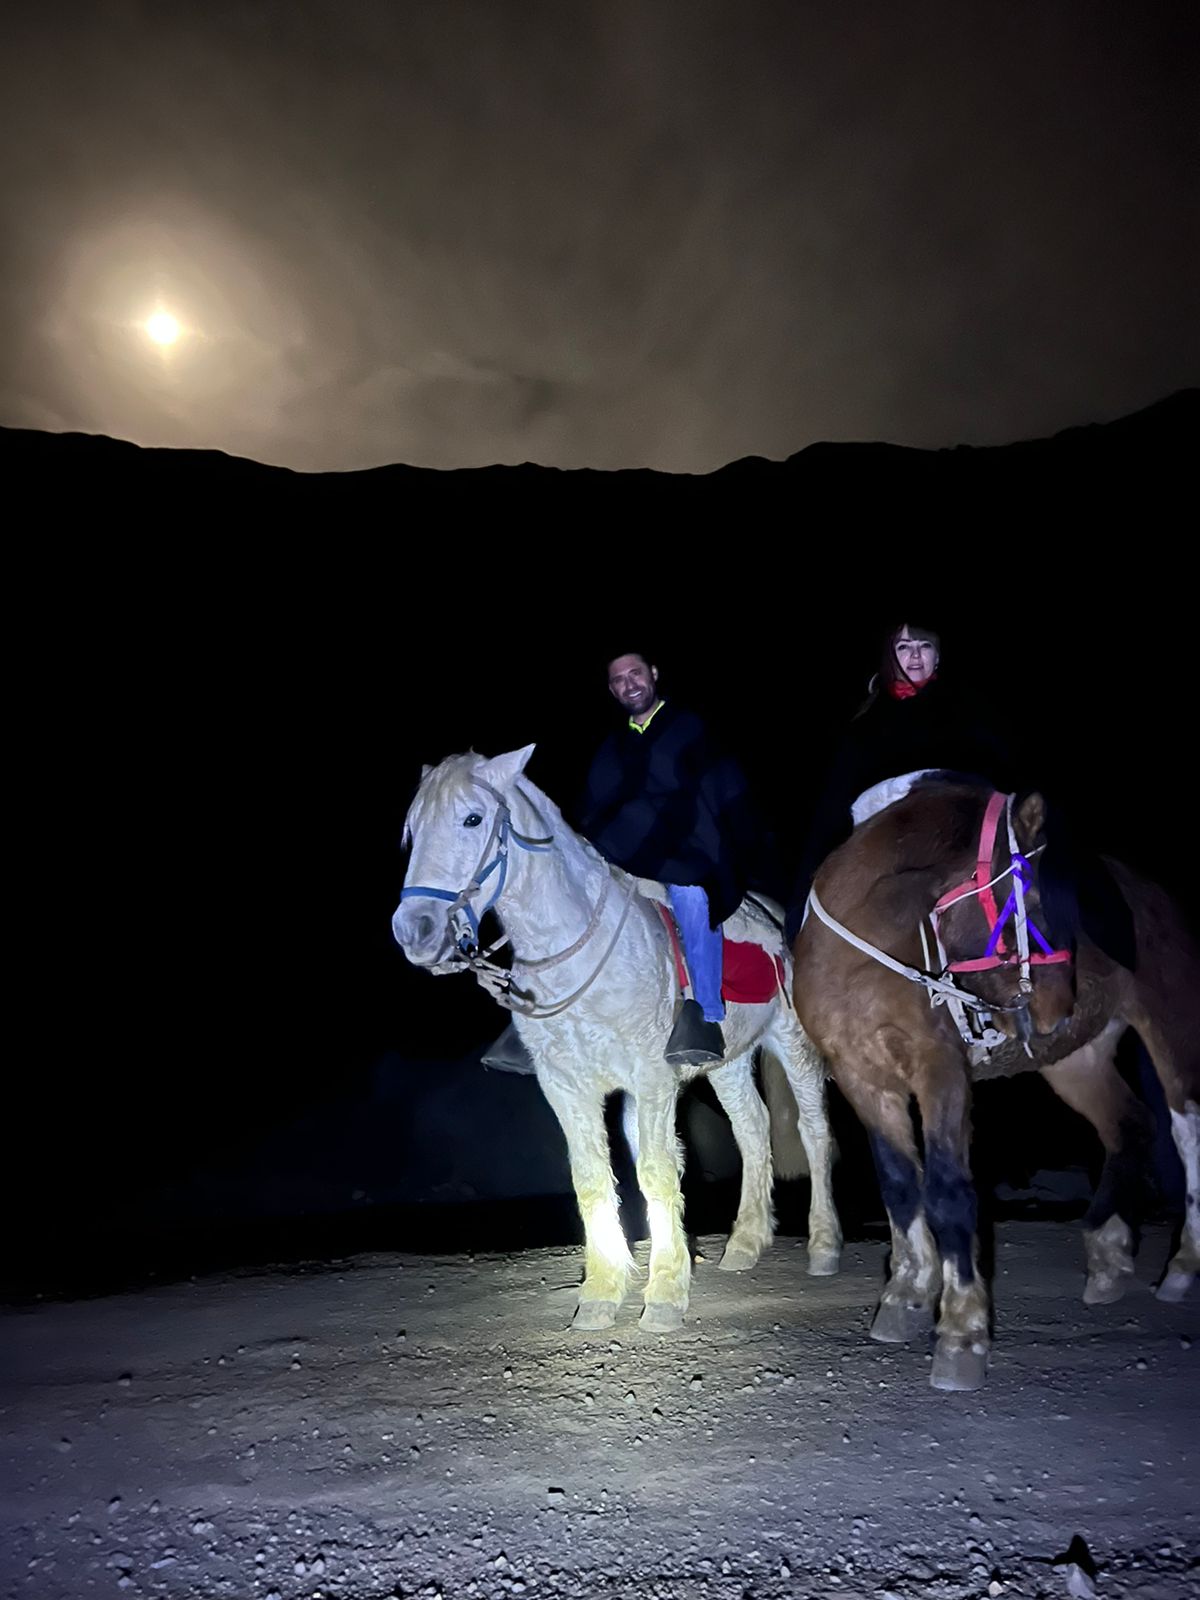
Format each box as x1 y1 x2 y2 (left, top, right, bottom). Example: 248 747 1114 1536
1035 798 1137 971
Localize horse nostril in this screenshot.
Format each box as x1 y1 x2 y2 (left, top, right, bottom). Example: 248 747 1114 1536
416 913 435 944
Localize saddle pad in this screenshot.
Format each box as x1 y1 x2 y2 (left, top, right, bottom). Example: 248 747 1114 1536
655 904 785 1004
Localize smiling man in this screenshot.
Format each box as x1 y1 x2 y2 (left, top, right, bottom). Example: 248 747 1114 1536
576 649 762 1066
481 647 766 1075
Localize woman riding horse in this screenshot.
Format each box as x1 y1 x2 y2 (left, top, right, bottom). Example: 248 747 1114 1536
787 621 1191 1390
785 622 1019 943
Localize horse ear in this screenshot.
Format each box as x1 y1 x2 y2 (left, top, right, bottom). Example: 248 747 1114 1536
478 744 536 792
1014 790 1046 850
420 763 433 781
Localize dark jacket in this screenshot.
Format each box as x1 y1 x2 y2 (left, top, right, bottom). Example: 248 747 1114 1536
579 702 759 927
786 675 1136 966
786 677 1020 939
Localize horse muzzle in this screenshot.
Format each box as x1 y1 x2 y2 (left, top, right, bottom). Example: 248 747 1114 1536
392 900 454 966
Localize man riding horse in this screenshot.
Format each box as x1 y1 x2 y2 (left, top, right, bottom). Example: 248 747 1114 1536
484 648 766 1072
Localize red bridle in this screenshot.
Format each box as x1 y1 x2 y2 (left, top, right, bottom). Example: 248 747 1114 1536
932 791 1073 976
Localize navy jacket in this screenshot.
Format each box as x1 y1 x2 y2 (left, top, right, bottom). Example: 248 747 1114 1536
579 703 760 928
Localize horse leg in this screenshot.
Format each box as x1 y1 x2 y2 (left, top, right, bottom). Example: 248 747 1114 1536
835 1067 939 1343
1159 1097 1200 1300
1134 1008 1200 1299
1122 1010 1200 1301
708 1054 774 1273
633 1077 690 1333
1110 871 1200 1300
768 1019 842 1275
915 1054 990 1392
1041 1019 1147 1304
538 1077 634 1331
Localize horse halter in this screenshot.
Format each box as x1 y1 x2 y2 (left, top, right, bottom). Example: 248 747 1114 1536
929 790 1072 997
807 789 1073 1056
400 778 553 961
399 772 639 1019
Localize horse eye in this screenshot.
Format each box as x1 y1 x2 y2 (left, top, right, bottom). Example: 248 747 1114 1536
463 812 483 829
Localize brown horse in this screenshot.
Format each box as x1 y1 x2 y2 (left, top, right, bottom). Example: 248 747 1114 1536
793 779 1199 1392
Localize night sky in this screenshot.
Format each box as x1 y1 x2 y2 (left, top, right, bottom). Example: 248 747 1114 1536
2 2 1195 472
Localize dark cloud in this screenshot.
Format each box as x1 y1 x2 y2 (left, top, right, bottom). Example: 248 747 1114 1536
1 1 1194 469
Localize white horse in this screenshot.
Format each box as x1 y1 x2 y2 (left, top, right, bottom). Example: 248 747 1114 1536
392 746 841 1333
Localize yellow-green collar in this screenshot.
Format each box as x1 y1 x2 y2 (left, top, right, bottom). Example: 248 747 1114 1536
629 699 666 734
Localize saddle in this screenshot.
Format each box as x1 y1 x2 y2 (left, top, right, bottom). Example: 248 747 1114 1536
632 878 789 1005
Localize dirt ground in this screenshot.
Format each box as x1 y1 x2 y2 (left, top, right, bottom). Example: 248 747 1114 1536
1 1222 1195 1600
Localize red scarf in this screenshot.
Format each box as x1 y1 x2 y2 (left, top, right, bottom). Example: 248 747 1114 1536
887 672 937 701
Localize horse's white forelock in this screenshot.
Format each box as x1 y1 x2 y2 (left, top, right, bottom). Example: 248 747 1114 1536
402 751 477 849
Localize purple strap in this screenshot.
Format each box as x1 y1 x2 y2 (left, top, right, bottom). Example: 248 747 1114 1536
983 855 1056 959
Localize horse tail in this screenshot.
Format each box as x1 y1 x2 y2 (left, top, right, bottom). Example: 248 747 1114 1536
759 1049 811 1180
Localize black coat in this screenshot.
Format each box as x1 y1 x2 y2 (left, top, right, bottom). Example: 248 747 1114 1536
786 677 1021 938
579 703 759 928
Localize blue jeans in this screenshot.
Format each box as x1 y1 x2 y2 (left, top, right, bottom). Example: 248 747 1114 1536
667 884 726 1024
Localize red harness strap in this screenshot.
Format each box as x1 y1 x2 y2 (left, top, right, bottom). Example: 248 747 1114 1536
932 791 1071 972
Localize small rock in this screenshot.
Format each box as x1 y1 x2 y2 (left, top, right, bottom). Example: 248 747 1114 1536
547 1487 565 1504
1065 1563 1097 1598
988 1582 1004 1597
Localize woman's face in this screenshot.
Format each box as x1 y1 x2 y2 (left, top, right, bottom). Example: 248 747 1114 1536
894 626 939 684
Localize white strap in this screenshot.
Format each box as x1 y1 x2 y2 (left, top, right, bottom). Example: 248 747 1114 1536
807 889 1000 1018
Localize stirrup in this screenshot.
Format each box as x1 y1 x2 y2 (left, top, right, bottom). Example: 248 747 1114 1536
480 1022 537 1075
664 999 726 1067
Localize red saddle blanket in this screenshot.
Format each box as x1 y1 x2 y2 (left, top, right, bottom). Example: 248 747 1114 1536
655 904 786 1004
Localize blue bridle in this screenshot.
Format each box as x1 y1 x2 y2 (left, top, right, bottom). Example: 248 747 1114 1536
400 779 553 958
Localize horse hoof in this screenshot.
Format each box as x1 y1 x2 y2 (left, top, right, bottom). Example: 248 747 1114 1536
930 1343 988 1392
640 1302 685 1334
870 1300 933 1344
806 1248 841 1278
1156 1270 1194 1304
572 1300 619 1331
718 1244 761 1273
1083 1274 1128 1306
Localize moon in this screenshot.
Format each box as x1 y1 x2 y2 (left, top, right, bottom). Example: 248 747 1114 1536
144 310 181 346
